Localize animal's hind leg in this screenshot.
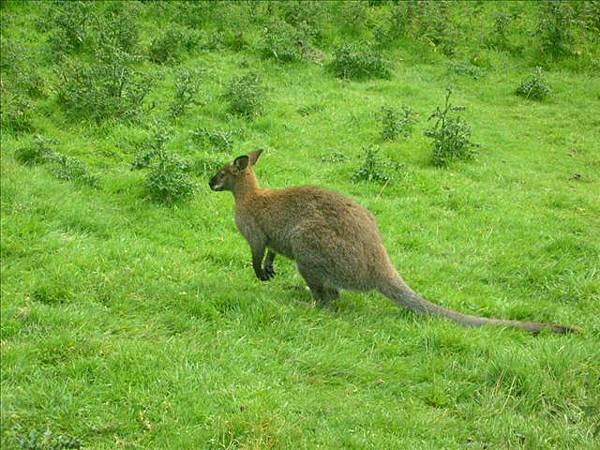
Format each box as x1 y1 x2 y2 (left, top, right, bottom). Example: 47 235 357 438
297 263 338 306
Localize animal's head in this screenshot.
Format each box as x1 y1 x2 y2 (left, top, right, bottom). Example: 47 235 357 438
208 149 263 192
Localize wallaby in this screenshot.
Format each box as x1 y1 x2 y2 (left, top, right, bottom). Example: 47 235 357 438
209 149 576 334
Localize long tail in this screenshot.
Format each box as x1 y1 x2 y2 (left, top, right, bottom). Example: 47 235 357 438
378 274 577 334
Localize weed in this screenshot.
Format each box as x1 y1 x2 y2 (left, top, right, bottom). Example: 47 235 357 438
169 68 202 119
424 88 478 167
516 67 551 101
258 19 303 63
351 145 403 184
190 128 236 153
329 43 391 80
380 105 417 141
223 73 265 118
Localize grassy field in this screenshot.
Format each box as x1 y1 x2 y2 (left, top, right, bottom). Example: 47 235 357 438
1 1 599 449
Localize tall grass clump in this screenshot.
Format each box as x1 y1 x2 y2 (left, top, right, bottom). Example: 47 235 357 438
424 88 478 167
351 145 404 184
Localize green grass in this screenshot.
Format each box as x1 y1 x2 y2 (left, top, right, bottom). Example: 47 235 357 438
2 1 600 449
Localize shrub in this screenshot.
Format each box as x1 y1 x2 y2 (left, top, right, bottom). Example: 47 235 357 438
537 0 575 58
329 43 391 80
351 145 403 184
56 51 153 123
190 128 236 153
50 153 100 188
15 135 99 188
46 0 94 58
447 60 485 80
258 19 303 63
380 105 417 141
149 25 198 64
192 154 230 177
145 154 197 204
424 88 478 167
0 91 34 134
223 73 265 118
130 125 197 204
15 136 58 166
169 68 202 119
486 12 512 51
516 67 551 101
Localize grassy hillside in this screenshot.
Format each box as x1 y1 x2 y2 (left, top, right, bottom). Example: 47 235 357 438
1 1 599 449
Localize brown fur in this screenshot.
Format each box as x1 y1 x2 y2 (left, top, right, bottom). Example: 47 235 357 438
209 150 577 334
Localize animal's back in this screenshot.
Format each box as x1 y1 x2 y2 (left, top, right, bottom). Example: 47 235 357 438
251 186 393 289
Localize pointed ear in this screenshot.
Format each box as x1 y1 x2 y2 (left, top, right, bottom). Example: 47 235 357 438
248 149 264 166
233 155 249 171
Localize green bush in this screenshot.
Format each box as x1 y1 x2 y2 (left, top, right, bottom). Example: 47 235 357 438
537 0 575 58
130 125 197 204
1 91 34 134
258 19 303 63
15 135 99 188
145 154 197 205
14 136 58 166
516 67 551 101
223 73 265 118
149 25 198 64
424 88 478 167
351 145 403 184
56 51 153 123
380 105 417 141
169 68 202 119
190 127 236 153
329 43 391 80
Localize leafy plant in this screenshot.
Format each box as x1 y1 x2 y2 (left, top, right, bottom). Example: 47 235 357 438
15 135 59 166
130 125 197 204
1 91 34 134
447 60 485 80
351 145 403 184
191 154 230 177
424 88 478 167
486 11 512 51
330 43 391 80
258 19 303 63
56 50 153 123
49 153 100 188
380 105 417 141
537 0 575 58
14 427 81 450
149 25 198 64
190 127 236 153
15 135 99 187
169 68 202 119
223 73 265 118
516 67 551 101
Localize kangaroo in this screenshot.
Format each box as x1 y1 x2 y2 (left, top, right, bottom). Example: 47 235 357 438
209 149 576 334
